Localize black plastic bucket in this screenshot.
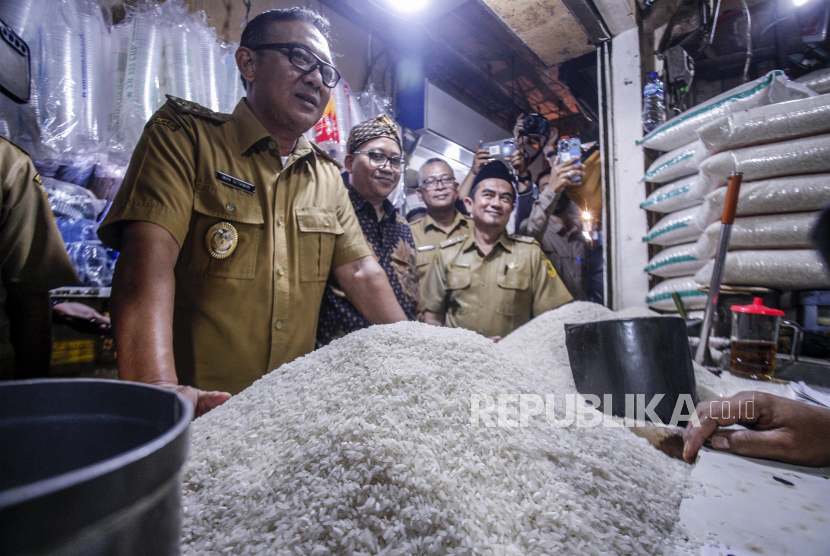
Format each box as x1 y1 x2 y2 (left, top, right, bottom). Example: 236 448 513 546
565 316 697 425
0 379 192 555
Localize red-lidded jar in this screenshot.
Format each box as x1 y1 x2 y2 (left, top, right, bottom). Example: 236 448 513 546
729 297 785 380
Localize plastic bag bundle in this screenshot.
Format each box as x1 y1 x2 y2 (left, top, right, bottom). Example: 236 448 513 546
120 9 164 153
638 71 815 152
314 81 351 164
645 241 709 278
695 250 830 291
640 175 699 213
106 21 131 158
795 67 830 95
39 0 82 156
162 8 201 105
88 163 126 202
43 177 107 221
194 23 224 111
76 0 109 150
701 174 830 226
346 83 365 129
697 212 821 259
358 84 394 120
66 241 115 287
643 205 707 246
697 94 830 155
57 217 98 243
642 140 707 184
694 133 830 200
221 44 244 113
646 276 707 312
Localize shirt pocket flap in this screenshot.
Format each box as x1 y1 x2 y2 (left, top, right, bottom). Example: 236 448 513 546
194 185 264 225
498 267 530 290
447 268 471 289
296 207 344 234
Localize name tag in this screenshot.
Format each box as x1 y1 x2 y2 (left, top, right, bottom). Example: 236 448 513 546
449 263 470 270
216 171 255 194
417 245 436 252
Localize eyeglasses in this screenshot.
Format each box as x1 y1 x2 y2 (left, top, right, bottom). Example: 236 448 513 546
352 151 404 170
250 42 341 88
420 176 456 190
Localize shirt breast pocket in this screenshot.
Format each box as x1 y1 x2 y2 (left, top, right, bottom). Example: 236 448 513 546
296 207 343 282
446 267 471 290
496 266 530 316
181 184 265 280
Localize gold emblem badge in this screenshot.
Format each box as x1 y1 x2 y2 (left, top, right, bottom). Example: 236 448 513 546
545 259 557 278
205 222 238 259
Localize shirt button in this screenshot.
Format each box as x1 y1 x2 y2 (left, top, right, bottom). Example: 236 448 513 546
323 218 330 227
226 203 236 212
510 281 516 286
277 216 284 226
275 320 283 330
480 281 486 286
268 141 276 150
479 302 485 308
451 279 457 286
278 266 285 276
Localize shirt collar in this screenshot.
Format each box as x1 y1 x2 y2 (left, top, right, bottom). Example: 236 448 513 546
423 210 469 234
231 98 315 164
347 184 396 220
462 230 513 254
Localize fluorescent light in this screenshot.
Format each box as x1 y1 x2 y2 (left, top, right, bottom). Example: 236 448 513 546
386 0 429 12
793 0 810 6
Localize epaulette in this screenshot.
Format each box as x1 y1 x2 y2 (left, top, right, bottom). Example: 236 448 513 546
509 234 538 244
165 95 229 123
440 235 466 248
310 142 342 168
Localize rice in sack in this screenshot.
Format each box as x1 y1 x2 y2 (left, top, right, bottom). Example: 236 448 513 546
699 212 820 257
181 322 693 555
642 140 708 184
795 67 830 95
643 205 707 246
697 94 830 154
695 249 830 291
638 70 815 152
640 175 700 213
646 276 707 312
645 241 710 278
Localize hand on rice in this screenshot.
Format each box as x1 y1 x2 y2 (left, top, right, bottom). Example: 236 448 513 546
683 391 830 467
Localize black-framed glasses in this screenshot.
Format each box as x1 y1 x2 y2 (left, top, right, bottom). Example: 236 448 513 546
420 176 456 190
352 151 404 170
251 42 341 88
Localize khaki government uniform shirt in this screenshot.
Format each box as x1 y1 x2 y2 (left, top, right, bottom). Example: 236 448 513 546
1 137 78 376
98 97 372 394
421 232 572 338
408 210 472 284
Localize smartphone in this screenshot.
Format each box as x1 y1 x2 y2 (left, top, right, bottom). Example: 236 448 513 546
0 21 31 104
481 138 516 160
558 138 582 182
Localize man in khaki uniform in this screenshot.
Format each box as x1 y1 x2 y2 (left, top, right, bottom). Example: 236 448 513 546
408 158 472 286
1 136 78 378
422 161 572 340
98 8 407 416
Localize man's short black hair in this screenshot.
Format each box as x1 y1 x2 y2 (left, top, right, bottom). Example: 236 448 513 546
537 167 552 182
240 7 331 49
238 8 331 90
418 157 453 184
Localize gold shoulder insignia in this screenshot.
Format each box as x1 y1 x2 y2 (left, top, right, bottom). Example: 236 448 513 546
440 235 466 249
310 143 342 168
509 234 536 244
165 95 229 123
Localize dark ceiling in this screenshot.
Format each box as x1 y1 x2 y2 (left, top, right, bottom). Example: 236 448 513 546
318 0 591 136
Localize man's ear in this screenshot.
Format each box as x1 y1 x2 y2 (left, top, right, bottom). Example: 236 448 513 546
236 47 256 89
463 195 473 213
416 189 424 202
344 154 354 173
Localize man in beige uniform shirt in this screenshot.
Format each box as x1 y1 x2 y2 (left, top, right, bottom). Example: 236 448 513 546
422 161 572 340
98 8 406 416
408 158 472 286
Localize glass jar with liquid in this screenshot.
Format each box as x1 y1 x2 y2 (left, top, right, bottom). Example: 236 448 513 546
729 298 785 380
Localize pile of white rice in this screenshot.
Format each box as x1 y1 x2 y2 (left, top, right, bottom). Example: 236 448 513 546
182 316 694 555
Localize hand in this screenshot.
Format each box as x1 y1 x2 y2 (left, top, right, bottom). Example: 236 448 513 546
513 114 528 151
548 156 584 194
543 126 560 159
683 391 830 467
53 301 111 329
471 141 492 174
506 148 529 180
173 384 231 418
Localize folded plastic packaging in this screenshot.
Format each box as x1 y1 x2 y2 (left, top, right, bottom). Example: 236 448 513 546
643 205 707 246
646 275 707 312
638 70 816 152
106 21 131 158
194 20 224 111
346 83 365 128
795 67 830 95
697 94 830 155
76 0 110 150
66 240 115 287
640 175 699 213
695 250 830 291
642 140 707 184
645 241 709 278
43 177 107 221
696 212 821 259
161 2 201 105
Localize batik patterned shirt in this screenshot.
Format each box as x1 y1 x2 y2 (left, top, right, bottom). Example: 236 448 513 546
316 184 419 346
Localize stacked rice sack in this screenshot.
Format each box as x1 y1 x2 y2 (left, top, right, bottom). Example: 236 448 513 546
638 70 830 311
